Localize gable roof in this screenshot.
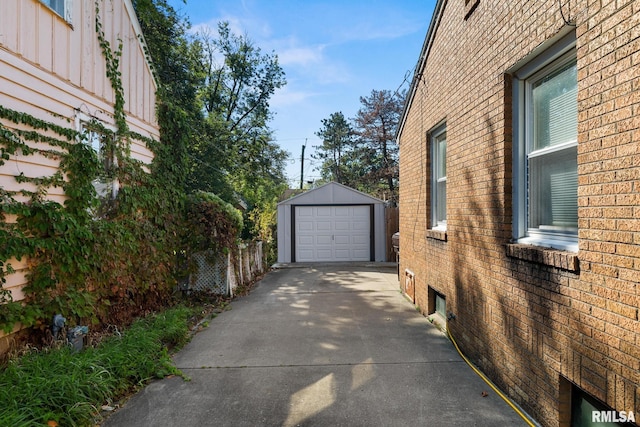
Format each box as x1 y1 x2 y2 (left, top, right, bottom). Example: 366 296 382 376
278 182 383 206
396 0 446 139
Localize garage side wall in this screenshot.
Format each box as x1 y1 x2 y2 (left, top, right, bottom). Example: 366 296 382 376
374 203 385 262
277 204 292 263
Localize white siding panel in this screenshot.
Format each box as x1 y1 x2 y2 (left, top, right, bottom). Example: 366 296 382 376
69 2 82 84
19 0 38 63
136 53 144 118
1 0 160 306
52 13 70 79
3 256 28 271
0 1 19 51
37 5 54 70
3 150 62 171
122 23 133 114
1 50 158 143
1 61 80 121
80 0 95 92
97 0 112 103
4 270 29 301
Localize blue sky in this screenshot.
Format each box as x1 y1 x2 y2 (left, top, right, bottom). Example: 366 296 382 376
166 0 435 186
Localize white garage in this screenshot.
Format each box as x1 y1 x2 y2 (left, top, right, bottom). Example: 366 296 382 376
277 182 387 263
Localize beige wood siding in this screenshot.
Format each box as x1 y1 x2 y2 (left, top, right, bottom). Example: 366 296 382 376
0 0 158 142
0 0 160 308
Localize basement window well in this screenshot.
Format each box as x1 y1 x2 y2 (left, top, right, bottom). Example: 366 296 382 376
560 377 636 427
435 293 446 318
427 287 446 331
571 386 635 426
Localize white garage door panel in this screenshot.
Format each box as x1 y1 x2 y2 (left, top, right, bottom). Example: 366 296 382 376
353 248 370 257
335 221 350 231
299 235 314 245
334 207 350 215
298 249 314 259
298 207 314 216
298 222 314 231
335 249 352 259
295 205 370 262
352 235 369 244
353 221 368 231
317 235 332 245
317 207 332 216
334 235 350 245
317 221 332 230
317 250 333 260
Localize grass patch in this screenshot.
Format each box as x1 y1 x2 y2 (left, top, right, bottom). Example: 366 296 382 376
0 305 196 427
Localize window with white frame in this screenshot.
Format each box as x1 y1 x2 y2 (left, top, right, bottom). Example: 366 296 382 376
40 0 72 24
79 120 118 201
430 124 447 229
513 33 577 251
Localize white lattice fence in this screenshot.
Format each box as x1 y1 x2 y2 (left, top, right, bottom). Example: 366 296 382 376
188 242 264 296
189 250 229 295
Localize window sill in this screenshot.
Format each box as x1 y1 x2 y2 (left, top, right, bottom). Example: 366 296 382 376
40 2 73 28
427 312 447 334
464 0 480 19
506 243 579 272
426 229 447 241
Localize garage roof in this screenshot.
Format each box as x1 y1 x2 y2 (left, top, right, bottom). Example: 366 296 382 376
278 182 383 206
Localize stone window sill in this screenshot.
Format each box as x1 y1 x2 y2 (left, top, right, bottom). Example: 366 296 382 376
426 229 447 241
506 243 579 272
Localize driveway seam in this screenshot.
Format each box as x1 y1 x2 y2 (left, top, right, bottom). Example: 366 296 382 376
178 360 466 370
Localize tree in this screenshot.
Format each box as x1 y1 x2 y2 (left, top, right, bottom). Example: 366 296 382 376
191 22 289 240
352 89 404 202
313 112 356 184
190 22 287 197
134 2 289 246
313 90 404 200
133 0 204 193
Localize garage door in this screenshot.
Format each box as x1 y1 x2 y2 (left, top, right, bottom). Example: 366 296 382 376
294 205 371 262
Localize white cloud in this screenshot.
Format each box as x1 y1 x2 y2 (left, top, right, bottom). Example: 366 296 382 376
270 86 318 108
339 20 420 42
277 45 324 67
269 37 351 85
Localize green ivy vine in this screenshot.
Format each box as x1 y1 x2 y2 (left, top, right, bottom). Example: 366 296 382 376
0 2 242 337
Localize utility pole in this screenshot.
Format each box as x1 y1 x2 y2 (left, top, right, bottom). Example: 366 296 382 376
300 140 306 189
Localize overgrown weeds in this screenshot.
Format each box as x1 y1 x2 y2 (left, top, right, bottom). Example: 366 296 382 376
0 305 196 427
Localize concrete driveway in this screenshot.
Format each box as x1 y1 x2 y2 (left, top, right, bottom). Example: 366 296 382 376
103 264 530 427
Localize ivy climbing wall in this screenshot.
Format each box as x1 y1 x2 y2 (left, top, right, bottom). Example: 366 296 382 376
0 0 161 346
0 0 158 165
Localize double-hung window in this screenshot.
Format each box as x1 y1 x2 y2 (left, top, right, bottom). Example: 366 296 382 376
76 113 118 202
431 124 447 230
513 33 578 251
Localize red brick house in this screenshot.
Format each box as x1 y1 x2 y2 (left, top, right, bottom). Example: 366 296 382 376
397 1 639 426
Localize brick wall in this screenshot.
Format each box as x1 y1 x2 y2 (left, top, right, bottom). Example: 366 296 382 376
398 1 640 426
